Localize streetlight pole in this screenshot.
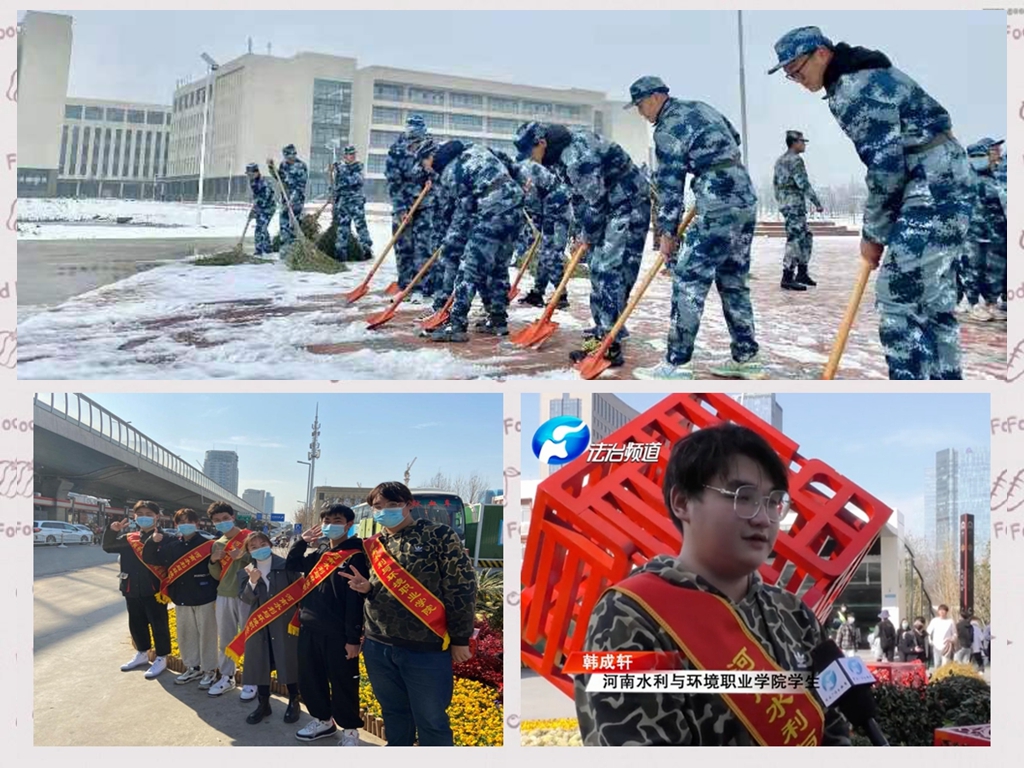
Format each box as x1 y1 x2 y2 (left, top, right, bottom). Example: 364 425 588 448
737 11 750 169
196 52 220 226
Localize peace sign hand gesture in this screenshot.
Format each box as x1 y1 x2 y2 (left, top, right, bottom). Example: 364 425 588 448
340 570 371 594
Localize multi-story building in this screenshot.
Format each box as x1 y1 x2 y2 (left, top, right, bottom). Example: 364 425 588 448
164 50 652 203
264 492 274 515
203 450 239 497
56 98 172 199
730 394 783 432
242 488 273 514
925 446 991 560
16 11 73 197
312 485 370 514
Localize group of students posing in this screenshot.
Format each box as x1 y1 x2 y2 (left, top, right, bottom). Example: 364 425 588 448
103 481 478 746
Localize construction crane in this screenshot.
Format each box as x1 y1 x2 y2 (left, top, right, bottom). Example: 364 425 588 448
404 457 417 487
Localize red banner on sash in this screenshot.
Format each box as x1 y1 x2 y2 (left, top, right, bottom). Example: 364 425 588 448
165 538 216 587
610 572 826 746
363 534 450 649
219 529 252 571
127 532 169 601
225 550 357 662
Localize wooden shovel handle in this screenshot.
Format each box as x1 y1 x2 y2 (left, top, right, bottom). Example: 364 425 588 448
822 259 873 380
363 181 433 283
537 243 588 324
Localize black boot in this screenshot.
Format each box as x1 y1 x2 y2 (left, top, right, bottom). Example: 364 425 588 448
569 341 624 367
518 289 544 307
796 264 817 287
781 267 807 291
246 694 272 725
284 696 301 724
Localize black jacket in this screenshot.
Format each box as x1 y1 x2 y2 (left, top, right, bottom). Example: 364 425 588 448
142 532 218 607
898 628 929 663
102 522 162 598
285 536 369 644
877 618 897 652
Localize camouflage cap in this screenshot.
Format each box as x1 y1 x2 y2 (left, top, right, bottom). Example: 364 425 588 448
979 136 1005 149
786 130 808 143
967 141 991 156
624 75 670 109
768 26 833 74
282 143 298 157
245 162 260 174
514 121 546 160
342 145 356 155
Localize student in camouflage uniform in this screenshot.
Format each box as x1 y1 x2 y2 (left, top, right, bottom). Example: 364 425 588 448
386 115 437 298
770 26 972 380
341 481 477 747
331 145 374 262
959 139 1007 322
624 76 762 382
575 424 852 746
774 130 824 290
270 144 308 249
417 140 524 341
517 122 650 367
245 163 276 256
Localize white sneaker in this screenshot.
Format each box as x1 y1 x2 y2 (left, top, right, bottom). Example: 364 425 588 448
198 671 218 690
296 718 338 742
970 304 993 322
207 675 236 696
991 305 1007 321
120 651 150 672
240 684 258 701
175 667 203 685
955 298 970 316
710 354 767 380
340 729 360 746
634 360 694 380
144 656 167 679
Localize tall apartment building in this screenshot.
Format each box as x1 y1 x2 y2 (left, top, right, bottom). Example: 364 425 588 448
925 446 991 559
164 50 652 203
242 488 273 514
56 98 172 199
203 450 239 497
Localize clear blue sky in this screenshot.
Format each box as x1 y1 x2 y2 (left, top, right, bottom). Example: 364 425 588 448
521 393 991 538
85 393 503 515
34 9 1006 187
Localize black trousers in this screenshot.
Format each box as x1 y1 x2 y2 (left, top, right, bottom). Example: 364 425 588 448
298 630 363 729
126 595 171 656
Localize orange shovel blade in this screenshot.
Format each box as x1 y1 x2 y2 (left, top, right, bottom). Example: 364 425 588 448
344 283 370 304
420 308 450 331
577 353 612 380
510 318 558 348
384 282 400 296
366 304 399 330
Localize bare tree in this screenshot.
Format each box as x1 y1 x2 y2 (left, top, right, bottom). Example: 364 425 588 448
420 469 491 505
294 503 317 532
902 533 988 618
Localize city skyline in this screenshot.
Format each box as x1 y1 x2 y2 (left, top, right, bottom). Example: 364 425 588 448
521 393 991 545
27 9 1006 189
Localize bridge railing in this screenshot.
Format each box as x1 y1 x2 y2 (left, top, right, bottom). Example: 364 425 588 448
34 393 259 515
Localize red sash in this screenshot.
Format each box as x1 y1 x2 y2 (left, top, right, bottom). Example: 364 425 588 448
219 529 252 571
165 537 216 587
610 572 825 746
127 532 169 601
225 550 357 663
364 534 450 649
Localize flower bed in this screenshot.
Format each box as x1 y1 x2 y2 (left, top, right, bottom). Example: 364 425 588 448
521 719 582 747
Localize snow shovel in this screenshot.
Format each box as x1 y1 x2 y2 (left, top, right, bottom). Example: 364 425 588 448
508 213 542 301
420 293 454 331
345 181 432 304
577 207 698 380
367 246 444 330
509 242 588 349
822 258 873 380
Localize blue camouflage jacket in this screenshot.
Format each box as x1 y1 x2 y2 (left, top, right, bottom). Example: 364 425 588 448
278 158 308 208
773 151 822 211
332 160 365 200
249 175 276 216
968 169 1007 244
652 97 756 233
386 133 435 213
825 46 955 244
554 129 648 244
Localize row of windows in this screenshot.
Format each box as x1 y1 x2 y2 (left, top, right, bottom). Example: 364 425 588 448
372 81 585 119
65 105 170 126
58 125 168 180
173 85 211 113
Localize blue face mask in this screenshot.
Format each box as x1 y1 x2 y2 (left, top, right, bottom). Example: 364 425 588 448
373 507 406 528
970 156 991 172
250 546 272 561
177 524 197 537
135 516 155 529
347 525 357 538
321 523 346 540
214 520 235 534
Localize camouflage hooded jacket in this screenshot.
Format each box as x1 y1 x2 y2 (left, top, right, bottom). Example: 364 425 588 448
574 555 852 746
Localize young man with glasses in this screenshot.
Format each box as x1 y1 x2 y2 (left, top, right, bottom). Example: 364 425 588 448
769 26 972 380
574 424 852 746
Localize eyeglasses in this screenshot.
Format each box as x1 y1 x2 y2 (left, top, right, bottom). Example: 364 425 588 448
785 55 812 82
703 485 790 522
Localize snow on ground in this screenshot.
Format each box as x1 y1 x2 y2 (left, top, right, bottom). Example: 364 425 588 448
16 227 1007 381
16 198 394 241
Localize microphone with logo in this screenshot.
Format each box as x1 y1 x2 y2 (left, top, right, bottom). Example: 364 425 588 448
810 640 890 746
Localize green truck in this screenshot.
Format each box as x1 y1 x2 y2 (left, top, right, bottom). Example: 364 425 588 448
465 503 503 569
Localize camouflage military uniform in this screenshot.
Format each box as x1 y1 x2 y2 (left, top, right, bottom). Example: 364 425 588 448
962 148 1007 310
247 168 276 255
574 556 852 746
386 117 437 296
276 148 308 248
652 97 760 368
771 27 971 379
331 156 374 260
510 159 572 299
550 128 650 343
430 143 524 336
774 148 822 276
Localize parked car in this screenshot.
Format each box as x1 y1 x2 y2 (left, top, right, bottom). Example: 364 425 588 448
34 520 92 545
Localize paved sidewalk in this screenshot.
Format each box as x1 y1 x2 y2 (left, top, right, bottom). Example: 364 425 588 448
34 550 384 746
